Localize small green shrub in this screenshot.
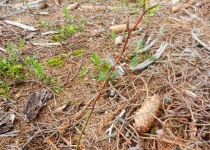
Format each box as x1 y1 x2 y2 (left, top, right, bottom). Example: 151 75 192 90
89 52 117 81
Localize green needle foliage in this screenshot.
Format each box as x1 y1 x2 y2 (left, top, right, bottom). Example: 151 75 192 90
79 66 88 79
47 57 64 69
72 49 86 57
63 7 73 24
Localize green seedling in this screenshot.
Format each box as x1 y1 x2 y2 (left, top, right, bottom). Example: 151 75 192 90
7 63 23 79
130 54 140 66
93 0 97 5
39 20 50 28
145 52 157 61
47 57 64 68
89 52 117 81
63 7 72 24
52 25 75 43
110 30 116 40
0 81 10 98
136 40 144 50
72 49 85 57
18 39 25 51
79 66 88 79
49 77 62 94
25 56 46 79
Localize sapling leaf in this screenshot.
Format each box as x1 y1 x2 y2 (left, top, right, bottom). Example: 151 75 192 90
98 70 109 81
130 54 140 66
91 52 100 64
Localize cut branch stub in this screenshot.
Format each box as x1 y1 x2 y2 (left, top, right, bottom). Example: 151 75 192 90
134 95 160 133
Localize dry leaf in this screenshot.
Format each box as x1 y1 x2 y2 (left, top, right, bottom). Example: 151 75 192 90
134 95 160 133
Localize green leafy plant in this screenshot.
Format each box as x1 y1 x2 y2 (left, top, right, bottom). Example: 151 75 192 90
47 57 64 68
0 42 24 79
0 80 10 98
89 52 117 81
72 49 86 57
0 42 64 97
79 66 88 79
7 63 23 79
52 25 75 43
18 39 25 51
25 56 46 79
63 7 72 24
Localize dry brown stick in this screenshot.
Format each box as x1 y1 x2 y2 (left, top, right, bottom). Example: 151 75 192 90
113 124 131 144
139 136 186 149
46 136 60 150
76 3 159 150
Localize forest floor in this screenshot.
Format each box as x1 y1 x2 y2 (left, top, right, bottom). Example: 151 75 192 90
0 0 210 150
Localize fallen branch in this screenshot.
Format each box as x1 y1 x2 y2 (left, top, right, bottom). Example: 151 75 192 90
191 29 210 52
136 39 156 54
4 20 37 31
131 43 168 72
32 42 61 46
0 47 6 52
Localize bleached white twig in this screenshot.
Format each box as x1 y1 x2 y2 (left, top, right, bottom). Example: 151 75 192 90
105 124 114 143
105 109 126 142
106 55 125 77
0 47 6 52
145 36 151 46
32 42 61 46
41 31 58 36
131 43 168 72
136 40 156 54
4 20 37 31
191 29 210 52
109 82 127 102
0 130 20 137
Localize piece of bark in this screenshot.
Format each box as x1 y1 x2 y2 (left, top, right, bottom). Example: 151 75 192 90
23 89 52 120
0 114 15 134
